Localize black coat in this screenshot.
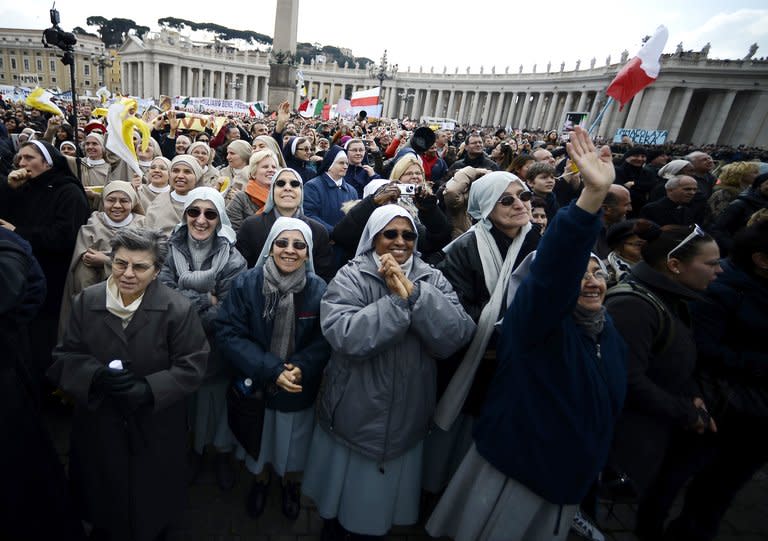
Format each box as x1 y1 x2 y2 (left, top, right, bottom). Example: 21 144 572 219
0 233 86 541
605 262 703 496
48 280 208 541
0 168 89 379
436 225 540 416
0 168 89 318
640 196 705 227
236 210 336 283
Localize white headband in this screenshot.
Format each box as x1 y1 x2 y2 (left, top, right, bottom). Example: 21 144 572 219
30 140 53 166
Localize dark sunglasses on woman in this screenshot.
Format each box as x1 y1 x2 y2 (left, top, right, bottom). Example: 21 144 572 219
381 229 418 242
497 191 533 206
274 238 308 250
275 179 302 188
186 207 219 220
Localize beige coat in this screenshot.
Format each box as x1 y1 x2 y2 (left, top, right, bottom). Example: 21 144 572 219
144 192 185 237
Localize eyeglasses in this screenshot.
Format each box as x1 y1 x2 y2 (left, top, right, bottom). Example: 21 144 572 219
583 270 609 282
275 179 302 188
400 170 424 179
496 191 533 206
186 207 219 220
381 229 417 242
667 224 706 262
112 259 154 273
274 238 308 250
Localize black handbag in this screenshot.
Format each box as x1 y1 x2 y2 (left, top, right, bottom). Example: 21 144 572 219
226 381 266 458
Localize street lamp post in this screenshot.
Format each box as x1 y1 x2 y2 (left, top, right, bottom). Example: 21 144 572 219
90 51 114 89
368 50 398 117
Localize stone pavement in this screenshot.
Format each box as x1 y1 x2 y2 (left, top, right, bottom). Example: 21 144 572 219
44 405 767 541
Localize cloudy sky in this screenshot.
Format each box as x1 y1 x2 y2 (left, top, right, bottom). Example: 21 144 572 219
2 0 766 72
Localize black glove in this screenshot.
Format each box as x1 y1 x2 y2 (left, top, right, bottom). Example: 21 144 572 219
91 366 135 396
414 185 437 209
111 377 154 412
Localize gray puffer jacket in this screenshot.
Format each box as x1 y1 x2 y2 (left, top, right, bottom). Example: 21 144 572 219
318 252 476 462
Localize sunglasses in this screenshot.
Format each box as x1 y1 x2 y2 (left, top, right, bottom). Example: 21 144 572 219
667 224 706 262
186 207 219 220
275 179 302 188
274 238 308 250
381 229 417 242
497 191 533 206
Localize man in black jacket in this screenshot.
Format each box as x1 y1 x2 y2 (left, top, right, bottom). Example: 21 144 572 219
640 175 704 226
444 134 498 180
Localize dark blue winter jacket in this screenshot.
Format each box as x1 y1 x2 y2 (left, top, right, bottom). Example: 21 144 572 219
473 203 628 505
215 266 330 411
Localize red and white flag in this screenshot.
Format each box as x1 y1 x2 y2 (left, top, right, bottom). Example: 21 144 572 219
606 25 669 109
351 87 382 118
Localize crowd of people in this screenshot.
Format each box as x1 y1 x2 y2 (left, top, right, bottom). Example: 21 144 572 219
1 96 767 541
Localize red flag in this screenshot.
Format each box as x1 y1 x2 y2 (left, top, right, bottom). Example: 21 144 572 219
297 99 310 115
606 26 669 110
322 103 331 121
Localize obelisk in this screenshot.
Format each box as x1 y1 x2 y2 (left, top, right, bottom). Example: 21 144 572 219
268 0 299 109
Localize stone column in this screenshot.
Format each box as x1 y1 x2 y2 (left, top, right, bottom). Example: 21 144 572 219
480 93 492 126
544 92 559 130
561 92 574 117
410 89 422 120
186 68 193 96
597 98 617 139
589 91 603 124
469 91 481 125
624 88 645 128
269 0 299 109
121 63 129 94
576 91 589 112
423 89 433 119
138 62 145 98
531 92 546 129
457 92 468 124
519 93 532 128
196 69 203 97
505 92 518 127
641 87 671 129
151 62 160 99
710 90 738 144
385 87 395 117
492 92 505 126
446 90 456 119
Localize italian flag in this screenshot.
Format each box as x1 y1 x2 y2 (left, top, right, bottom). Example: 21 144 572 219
606 25 669 110
298 98 325 118
351 87 383 118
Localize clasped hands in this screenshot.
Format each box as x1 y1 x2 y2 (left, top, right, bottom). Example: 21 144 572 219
276 363 303 393
379 253 413 300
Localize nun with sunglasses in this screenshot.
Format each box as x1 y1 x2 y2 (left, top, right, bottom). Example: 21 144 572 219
302 204 475 539
159 187 247 491
424 171 541 494
236 168 335 282
216 217 330 521
427 126 628 541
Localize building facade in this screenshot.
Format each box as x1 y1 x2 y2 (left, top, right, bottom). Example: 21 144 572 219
0 28 112 95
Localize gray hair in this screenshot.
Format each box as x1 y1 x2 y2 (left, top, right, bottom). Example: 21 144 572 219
109 228 169 268
684 151 707 162
665 174 694 191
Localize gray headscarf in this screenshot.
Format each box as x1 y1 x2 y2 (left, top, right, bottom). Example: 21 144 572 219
176 187 236 243
255 216 314 273
263 167 304 215
354 204 419 258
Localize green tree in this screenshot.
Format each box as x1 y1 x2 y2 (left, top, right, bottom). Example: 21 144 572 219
86 16 149 47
